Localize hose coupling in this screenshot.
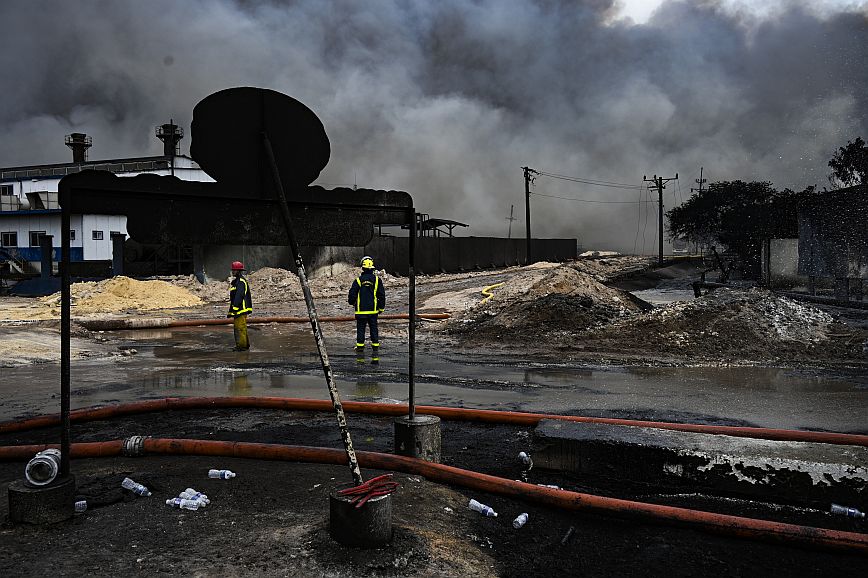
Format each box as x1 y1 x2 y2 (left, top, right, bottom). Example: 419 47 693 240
122 436 147 457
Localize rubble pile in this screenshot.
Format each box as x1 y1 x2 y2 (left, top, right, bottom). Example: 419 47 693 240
448 265 646 339
165 265 402 304
591 288 840 359
569 256 656 283
247 267 303 302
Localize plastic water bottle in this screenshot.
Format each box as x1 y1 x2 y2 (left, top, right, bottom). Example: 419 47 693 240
831 503 865 519
468 499 497 517
166 498 200 511
121 477 152 497
518 452 533 469
513 513 529 529
74 500 87 513
208 469 236 479
179 488 210 505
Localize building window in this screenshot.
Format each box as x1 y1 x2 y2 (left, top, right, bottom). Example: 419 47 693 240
70 230 76 241
92 230 104 240
29 231 46 247
1 232 17 247
0 185 12 196
109 230 121 238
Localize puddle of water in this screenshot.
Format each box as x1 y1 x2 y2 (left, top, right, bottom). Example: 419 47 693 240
1 325 865 432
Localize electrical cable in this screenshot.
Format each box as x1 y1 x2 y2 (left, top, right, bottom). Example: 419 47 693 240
535 170 645 190
529 191 655 204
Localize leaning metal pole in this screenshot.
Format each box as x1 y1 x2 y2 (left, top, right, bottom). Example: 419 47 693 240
408 209 416 419
262 132 364 486
60 193 71 477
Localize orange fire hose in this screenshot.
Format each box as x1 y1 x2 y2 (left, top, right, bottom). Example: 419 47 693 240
78 313 450 331
1 397 866 447
0 438 864 554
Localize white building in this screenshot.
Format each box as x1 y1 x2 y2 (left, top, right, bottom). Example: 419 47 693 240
0 126 212 273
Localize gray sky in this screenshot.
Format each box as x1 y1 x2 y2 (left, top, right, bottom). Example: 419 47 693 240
1 0 865 252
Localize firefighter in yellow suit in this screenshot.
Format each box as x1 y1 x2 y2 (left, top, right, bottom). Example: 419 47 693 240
227 261 252 351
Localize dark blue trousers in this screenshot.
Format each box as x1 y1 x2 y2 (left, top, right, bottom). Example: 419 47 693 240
355 314 379 345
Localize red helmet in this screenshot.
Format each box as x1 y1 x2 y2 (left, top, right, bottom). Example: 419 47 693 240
231 261 245 271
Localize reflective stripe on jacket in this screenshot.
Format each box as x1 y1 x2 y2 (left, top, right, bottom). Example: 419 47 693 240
348 271 385 315
229 275 253 317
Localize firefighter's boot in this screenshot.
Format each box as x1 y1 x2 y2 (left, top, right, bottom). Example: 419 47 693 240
371 343 380 365
355 344 366 364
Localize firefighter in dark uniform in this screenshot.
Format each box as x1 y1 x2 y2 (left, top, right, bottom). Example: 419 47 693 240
348 256 385 364
227 261 253 350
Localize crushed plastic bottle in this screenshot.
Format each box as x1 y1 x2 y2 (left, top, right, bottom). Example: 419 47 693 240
518 452 533 470
74 500 87 513
166 498 200 511
179 488 210 506
831 503 865 519
468 498 497 517
121 477 152 497
208 469 236 479
512 513 529 529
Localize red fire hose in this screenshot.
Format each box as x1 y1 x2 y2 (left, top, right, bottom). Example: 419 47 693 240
0 438 864 554
1 397 866 447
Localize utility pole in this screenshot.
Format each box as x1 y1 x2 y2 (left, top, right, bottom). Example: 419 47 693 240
689 167 707 255
644 173 678 266
523 166 537 265
691 166 706 196
506 204 517 239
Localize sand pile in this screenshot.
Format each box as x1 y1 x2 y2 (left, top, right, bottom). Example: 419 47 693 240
2 277 204 320
448 264 646 338
59 277 203 314
590 288 844 359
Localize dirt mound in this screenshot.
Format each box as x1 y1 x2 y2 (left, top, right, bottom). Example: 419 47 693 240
246 267 303 302
589 288 851 360
161 275 227 302
163 266 404 305
2 277 203 320
448 265 646 338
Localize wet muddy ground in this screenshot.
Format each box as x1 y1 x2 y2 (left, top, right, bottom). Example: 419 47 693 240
2 324 866 432
1 410 867 577
1 259 866 575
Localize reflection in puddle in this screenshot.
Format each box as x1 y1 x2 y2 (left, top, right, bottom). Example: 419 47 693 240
1 324 865 432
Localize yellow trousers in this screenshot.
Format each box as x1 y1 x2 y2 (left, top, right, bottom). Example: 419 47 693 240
233 314 249 350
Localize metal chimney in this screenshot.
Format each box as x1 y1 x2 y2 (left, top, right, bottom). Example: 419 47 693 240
64 133 92 163
155 121 184 156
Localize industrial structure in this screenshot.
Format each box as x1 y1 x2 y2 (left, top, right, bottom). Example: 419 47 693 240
0 123 212 275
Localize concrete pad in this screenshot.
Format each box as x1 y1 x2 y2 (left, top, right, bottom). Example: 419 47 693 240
533 420 867 506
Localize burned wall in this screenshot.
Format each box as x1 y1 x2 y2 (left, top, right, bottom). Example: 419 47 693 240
798 185 868 280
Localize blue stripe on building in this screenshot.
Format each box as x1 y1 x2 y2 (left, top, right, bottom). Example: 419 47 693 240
5 247 84 262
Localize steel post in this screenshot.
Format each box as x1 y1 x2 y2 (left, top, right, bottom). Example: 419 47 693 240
262 132 363 486
60 197 70 477
408 209 416 419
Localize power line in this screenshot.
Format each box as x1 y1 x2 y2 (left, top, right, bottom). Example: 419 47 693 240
535 170 645 190
530 191 656 204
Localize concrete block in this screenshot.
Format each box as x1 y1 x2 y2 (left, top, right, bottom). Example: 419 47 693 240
533 420 867 506
394 415 441 462
329 491 392 548
8 475 76 524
